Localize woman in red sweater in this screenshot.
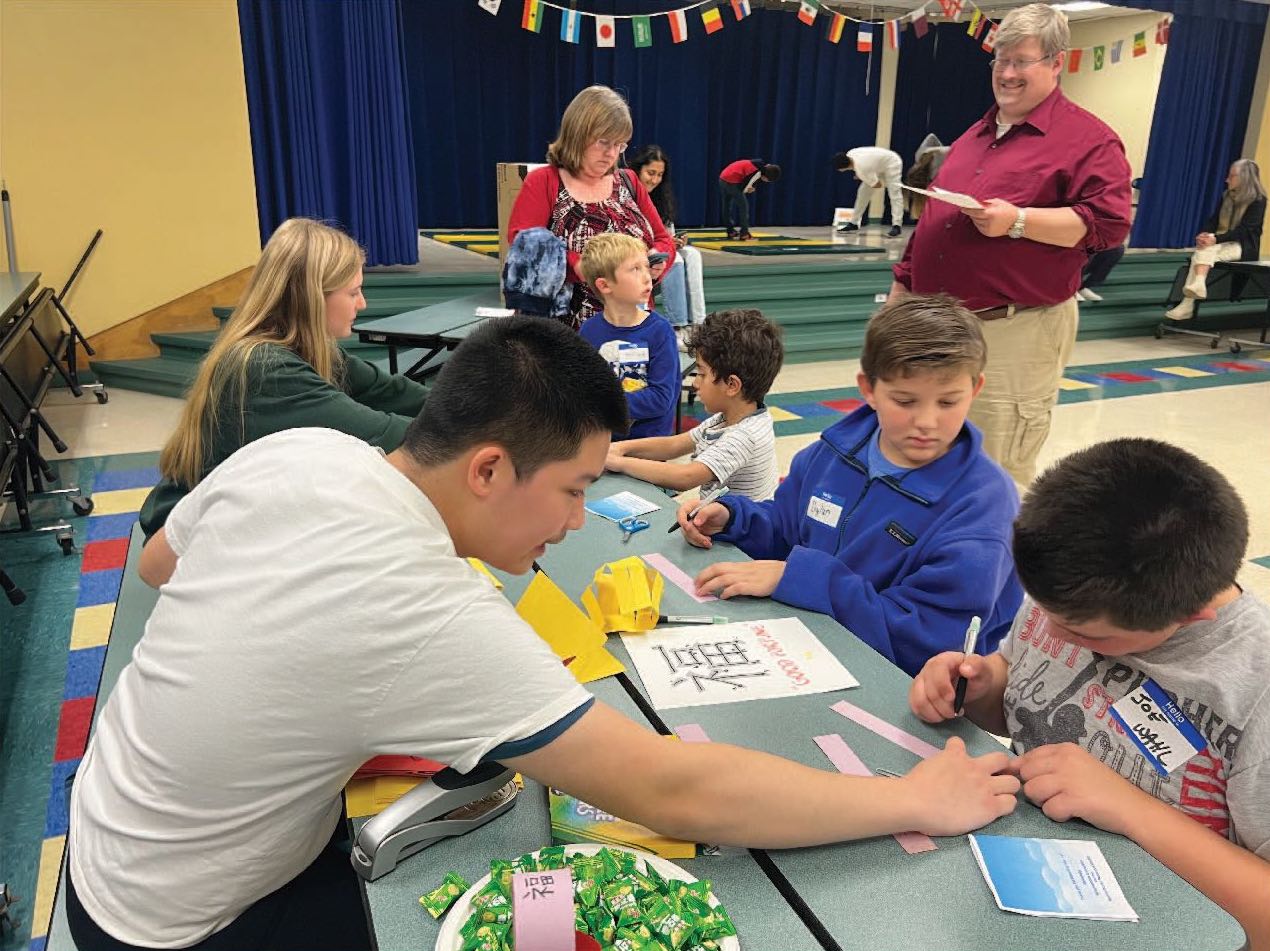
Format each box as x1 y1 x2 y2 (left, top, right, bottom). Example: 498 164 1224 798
507 85 675 329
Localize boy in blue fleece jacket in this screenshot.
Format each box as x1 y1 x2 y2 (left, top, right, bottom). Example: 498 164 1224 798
677 294 1024 676
578 233 680 441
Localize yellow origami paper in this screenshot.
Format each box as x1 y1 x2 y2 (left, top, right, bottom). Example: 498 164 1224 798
516 570 624 684
586 556 664 633
466 558 504 589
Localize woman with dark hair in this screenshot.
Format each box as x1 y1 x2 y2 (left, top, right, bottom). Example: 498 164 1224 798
1166 159 1266 320
629 144 705 333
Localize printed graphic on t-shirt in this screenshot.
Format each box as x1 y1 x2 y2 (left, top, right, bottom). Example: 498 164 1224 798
598 339 651 393
1004 604 1241 839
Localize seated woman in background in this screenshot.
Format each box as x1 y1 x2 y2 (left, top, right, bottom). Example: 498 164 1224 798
630 144 706 334
1167 159 1266 320
138 217 427 540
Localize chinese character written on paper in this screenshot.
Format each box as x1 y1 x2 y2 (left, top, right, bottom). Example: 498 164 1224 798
520 872 559 901
654 639 773 692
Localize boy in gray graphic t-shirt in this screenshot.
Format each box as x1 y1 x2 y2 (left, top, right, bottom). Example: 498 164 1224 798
910 438 1270 945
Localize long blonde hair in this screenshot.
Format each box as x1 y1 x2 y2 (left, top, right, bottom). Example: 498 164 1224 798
159 218 365 488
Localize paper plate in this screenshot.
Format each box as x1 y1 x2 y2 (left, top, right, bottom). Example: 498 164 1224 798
435 842 741 950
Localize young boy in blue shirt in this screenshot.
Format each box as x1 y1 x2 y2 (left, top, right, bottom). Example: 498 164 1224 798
910 439 1270 946
578 233 680 440
676 293 1023 677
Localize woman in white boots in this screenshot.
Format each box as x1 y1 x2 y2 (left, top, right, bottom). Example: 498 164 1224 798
1167 159 1266 320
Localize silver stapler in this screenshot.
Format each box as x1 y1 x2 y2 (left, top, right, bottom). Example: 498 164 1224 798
350 762 519 881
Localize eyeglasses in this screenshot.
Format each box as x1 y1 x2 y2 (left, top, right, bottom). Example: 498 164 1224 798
594 138 628 154
989 53 1057 72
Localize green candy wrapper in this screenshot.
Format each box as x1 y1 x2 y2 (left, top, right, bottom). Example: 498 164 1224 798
602 879 643 928
644 894 693 950
460 920 508 951
419 871 470 919
584 904 616 944
698 903 738 941
612 926 656 951
487 860 514 896
537 845 567 869
574 875 601 909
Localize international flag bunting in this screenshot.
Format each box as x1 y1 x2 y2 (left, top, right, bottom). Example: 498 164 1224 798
521 0 542 33
857 23 874 51
887 17 901 49
668 9 688 43
1133 30 1147 56
478 0 502 15
702 5 724 34
1110 39 1123 63
560 7 582 43
1094 45 1105 70
595 15 616 47
1067 48 1082 72
798 0 820 27
731 0 751 20
981 22 997 50
939 0 963 20
828 12 846 44
1156 17 1170 44
911 6 928 38
632 14 653 47
967 9 981 36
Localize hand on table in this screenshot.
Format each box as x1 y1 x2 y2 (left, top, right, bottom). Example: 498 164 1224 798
961 198 1018 238
604 445 630 472
900 737 1019 836
910 651 998 723
693 560 785 599
1008 742 1151 836
675 500 730 548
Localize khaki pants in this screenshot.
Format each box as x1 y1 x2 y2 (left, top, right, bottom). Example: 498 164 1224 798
967 298 1079 488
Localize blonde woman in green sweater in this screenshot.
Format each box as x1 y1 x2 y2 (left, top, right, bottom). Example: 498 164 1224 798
139 218 425 540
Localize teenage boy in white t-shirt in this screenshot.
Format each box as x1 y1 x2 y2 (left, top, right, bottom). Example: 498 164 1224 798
67 317 1020 951
605 309 784 501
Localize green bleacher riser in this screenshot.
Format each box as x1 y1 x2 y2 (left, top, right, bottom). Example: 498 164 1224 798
91 253 1268 393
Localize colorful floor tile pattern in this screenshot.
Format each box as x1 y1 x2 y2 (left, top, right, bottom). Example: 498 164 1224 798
676 349 1270 439
0 453 158 951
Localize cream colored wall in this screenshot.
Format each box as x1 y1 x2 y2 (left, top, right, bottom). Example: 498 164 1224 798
871 41 901 220
1062 12 1167 180
1249 18 1270 257
0 0 260 336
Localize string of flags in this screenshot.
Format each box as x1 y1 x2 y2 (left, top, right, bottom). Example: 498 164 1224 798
478 0 1170 68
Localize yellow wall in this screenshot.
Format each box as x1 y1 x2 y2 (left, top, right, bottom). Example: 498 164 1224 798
0 0 260 337
1250 18 1270 257
1062 12 1167 180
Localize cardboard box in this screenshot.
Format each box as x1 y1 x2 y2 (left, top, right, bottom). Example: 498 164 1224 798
496 162 547 261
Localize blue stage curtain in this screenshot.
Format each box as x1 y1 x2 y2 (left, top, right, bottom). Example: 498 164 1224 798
238 0 419 265
1108 0 1268 248
400 2 882 228
890 23 995 173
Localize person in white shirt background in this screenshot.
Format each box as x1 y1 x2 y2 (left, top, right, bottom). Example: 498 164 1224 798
834 146 906 238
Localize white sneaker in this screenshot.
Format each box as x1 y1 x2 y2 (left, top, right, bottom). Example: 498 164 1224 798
1081 288 1103 301
1165 301 1194 321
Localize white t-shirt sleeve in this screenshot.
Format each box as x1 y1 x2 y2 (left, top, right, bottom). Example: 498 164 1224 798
371 588 593 774
163 475 211 557
693 422 757 486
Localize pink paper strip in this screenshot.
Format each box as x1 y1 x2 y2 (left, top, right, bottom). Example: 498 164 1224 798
511 868 575 951
642 552 717 603
813 733 937 855
830 700 941 759
675 723 711 743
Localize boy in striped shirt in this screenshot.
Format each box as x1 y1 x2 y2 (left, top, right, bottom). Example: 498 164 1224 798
604 309 783 501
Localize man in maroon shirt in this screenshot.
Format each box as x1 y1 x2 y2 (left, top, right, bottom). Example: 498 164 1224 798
889 3 1131 486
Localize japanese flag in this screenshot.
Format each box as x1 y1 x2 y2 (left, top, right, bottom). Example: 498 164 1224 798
595 15 616 47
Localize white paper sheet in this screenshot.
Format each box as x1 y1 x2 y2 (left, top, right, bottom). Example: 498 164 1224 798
901 184 984 210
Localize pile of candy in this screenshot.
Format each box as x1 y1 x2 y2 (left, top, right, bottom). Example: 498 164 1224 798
422 846 738 951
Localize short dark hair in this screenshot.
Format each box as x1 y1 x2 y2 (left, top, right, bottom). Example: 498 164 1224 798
685 309 784 404
1014 438 1249 630
832 151 853 172
860 293 986 383
402 316 629 477
761 164 782 182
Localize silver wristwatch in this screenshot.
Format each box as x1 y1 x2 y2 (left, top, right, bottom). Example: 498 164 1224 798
1007 207 1027 239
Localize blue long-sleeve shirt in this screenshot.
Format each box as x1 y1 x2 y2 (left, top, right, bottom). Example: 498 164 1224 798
579 310 679 440
715 404 1023 676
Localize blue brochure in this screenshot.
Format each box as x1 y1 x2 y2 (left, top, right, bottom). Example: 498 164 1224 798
585 491 662 522
969 835 1138 921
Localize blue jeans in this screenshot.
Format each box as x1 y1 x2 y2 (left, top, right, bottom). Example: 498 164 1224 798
658 248 706 327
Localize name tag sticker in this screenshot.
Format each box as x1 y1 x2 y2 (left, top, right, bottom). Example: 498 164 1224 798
806 491 845 528
617 344 650 364
1109 679 1206 775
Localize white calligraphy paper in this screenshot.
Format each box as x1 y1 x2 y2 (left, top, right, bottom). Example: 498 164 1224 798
622 617 858 710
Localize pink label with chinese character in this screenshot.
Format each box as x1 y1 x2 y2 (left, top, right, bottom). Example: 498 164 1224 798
511 868 575 951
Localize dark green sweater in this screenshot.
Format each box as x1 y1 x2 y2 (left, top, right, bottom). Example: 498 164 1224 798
139 344 426 539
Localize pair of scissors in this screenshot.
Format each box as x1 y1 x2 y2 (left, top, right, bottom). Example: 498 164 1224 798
618 515 651 543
